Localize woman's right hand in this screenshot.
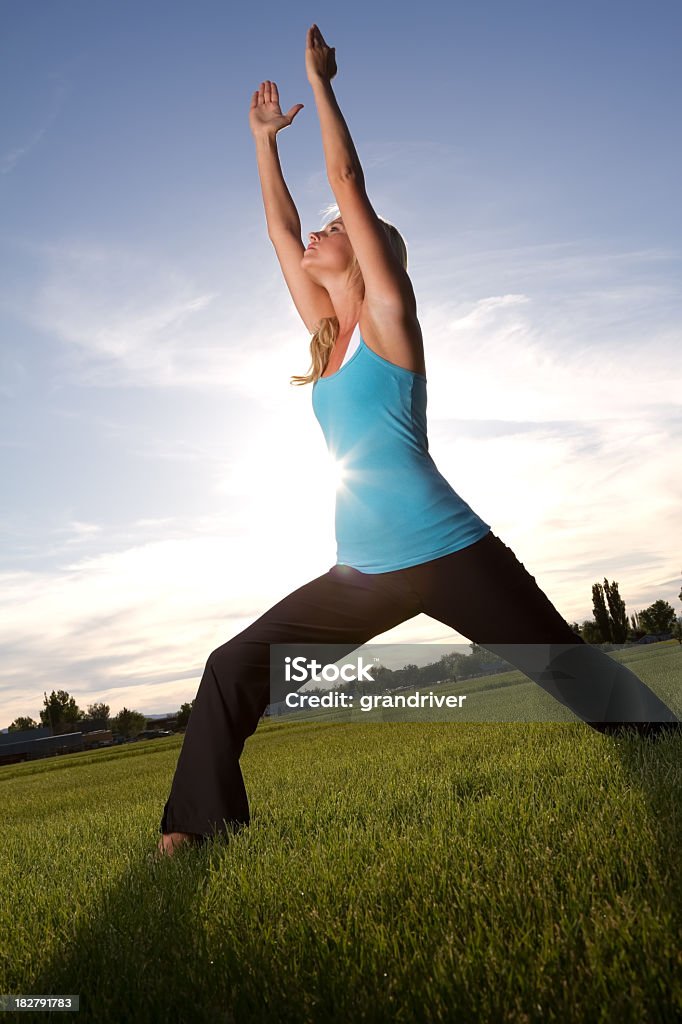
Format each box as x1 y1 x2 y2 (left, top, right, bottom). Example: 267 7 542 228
249 80 304 138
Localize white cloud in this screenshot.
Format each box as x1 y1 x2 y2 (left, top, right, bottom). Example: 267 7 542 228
0 236 310 407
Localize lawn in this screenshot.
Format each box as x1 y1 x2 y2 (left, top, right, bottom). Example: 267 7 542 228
2 644 681 1023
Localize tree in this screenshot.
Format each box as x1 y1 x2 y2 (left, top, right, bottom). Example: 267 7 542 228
636 600 676 635
438 651 469 678
581 619 603 644
591 583 612 643
671 617 682 645
40 690 82 734
392 663 420 688
589 579 630 643
9 716 39 732
469 643 503 663
629 610 644 639
85 702 110 729
176 701 194 729
366 663 394 693
111 707 146 739
461 643 502 679
603 579 629 643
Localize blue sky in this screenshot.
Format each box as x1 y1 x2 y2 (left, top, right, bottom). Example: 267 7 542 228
1 0 681 725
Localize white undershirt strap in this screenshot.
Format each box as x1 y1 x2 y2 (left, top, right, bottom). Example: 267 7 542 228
340 323 361 368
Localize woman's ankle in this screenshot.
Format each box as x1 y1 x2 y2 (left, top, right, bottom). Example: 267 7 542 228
158 831 201 854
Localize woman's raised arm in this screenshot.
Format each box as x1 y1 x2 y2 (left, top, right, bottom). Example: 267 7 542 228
249 80 304 238
306 26 415 315
306 25 361 184
249 79 336 331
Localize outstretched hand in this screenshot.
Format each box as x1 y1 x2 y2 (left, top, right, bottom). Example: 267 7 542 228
305 23 337 83
249 80 304 139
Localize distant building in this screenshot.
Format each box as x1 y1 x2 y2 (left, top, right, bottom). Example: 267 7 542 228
145 715 178 731
0 712 187 767
634 633 673 645
0 725 116 766
0 727 85 766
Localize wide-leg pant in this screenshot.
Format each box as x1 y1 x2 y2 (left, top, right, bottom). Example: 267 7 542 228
159 530 679 839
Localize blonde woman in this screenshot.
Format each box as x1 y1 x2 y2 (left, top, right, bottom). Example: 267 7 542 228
157 25 679 856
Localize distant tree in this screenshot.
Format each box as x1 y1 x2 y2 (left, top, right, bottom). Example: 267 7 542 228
665 572 682 642
469 643 502 663
84 702 110 729
392 663 420 688
636 600 676 635
460 643 501 678
591 584 612 643
629 610 644 638
438 651 469 677
603 579 629 643
342 678 364 699
111 707 146 739
9 716 39 732
40 690 82 734
581 619 603 645
176 701 194 729
366 663 394 693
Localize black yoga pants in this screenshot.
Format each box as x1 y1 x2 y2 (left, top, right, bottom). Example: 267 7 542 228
159 530 679 840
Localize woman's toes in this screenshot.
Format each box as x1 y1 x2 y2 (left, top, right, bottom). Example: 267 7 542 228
157 831 198 857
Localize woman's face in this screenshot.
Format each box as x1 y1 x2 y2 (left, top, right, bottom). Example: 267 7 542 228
302 218 354 278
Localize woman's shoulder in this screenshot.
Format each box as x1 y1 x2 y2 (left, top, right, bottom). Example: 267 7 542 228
358 299 426 377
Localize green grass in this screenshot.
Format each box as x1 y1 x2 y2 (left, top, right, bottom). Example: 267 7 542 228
1 644 681 1023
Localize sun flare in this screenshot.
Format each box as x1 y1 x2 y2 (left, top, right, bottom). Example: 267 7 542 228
329 457 347 490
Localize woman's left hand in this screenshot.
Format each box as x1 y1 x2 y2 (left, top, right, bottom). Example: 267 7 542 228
306 24 337 83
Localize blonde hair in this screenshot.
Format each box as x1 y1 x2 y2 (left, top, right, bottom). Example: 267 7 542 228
290 203 409 386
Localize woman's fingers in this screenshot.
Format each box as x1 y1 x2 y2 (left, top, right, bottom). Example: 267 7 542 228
253 81 273 105
258 80 278 104
305 24 336 80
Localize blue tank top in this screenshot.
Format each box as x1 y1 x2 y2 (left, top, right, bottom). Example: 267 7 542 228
311 326 492 573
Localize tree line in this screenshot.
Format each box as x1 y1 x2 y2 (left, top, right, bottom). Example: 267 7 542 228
5 574 681 734
7 696 196 739
567 577 681 645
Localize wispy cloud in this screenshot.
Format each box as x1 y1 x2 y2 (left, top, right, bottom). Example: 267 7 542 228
3 234 679 415
0 236 308 406
0 524 335 722
1 71 71 174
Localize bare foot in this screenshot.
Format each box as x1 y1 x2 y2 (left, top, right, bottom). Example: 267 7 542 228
156 831 201 857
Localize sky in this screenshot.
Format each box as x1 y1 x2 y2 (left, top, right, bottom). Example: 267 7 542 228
1 0 681 726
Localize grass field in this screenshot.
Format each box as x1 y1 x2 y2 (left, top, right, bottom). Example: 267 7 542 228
2 643 681 1023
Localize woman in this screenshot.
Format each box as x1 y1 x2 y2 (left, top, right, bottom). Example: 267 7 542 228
157 26 679 856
